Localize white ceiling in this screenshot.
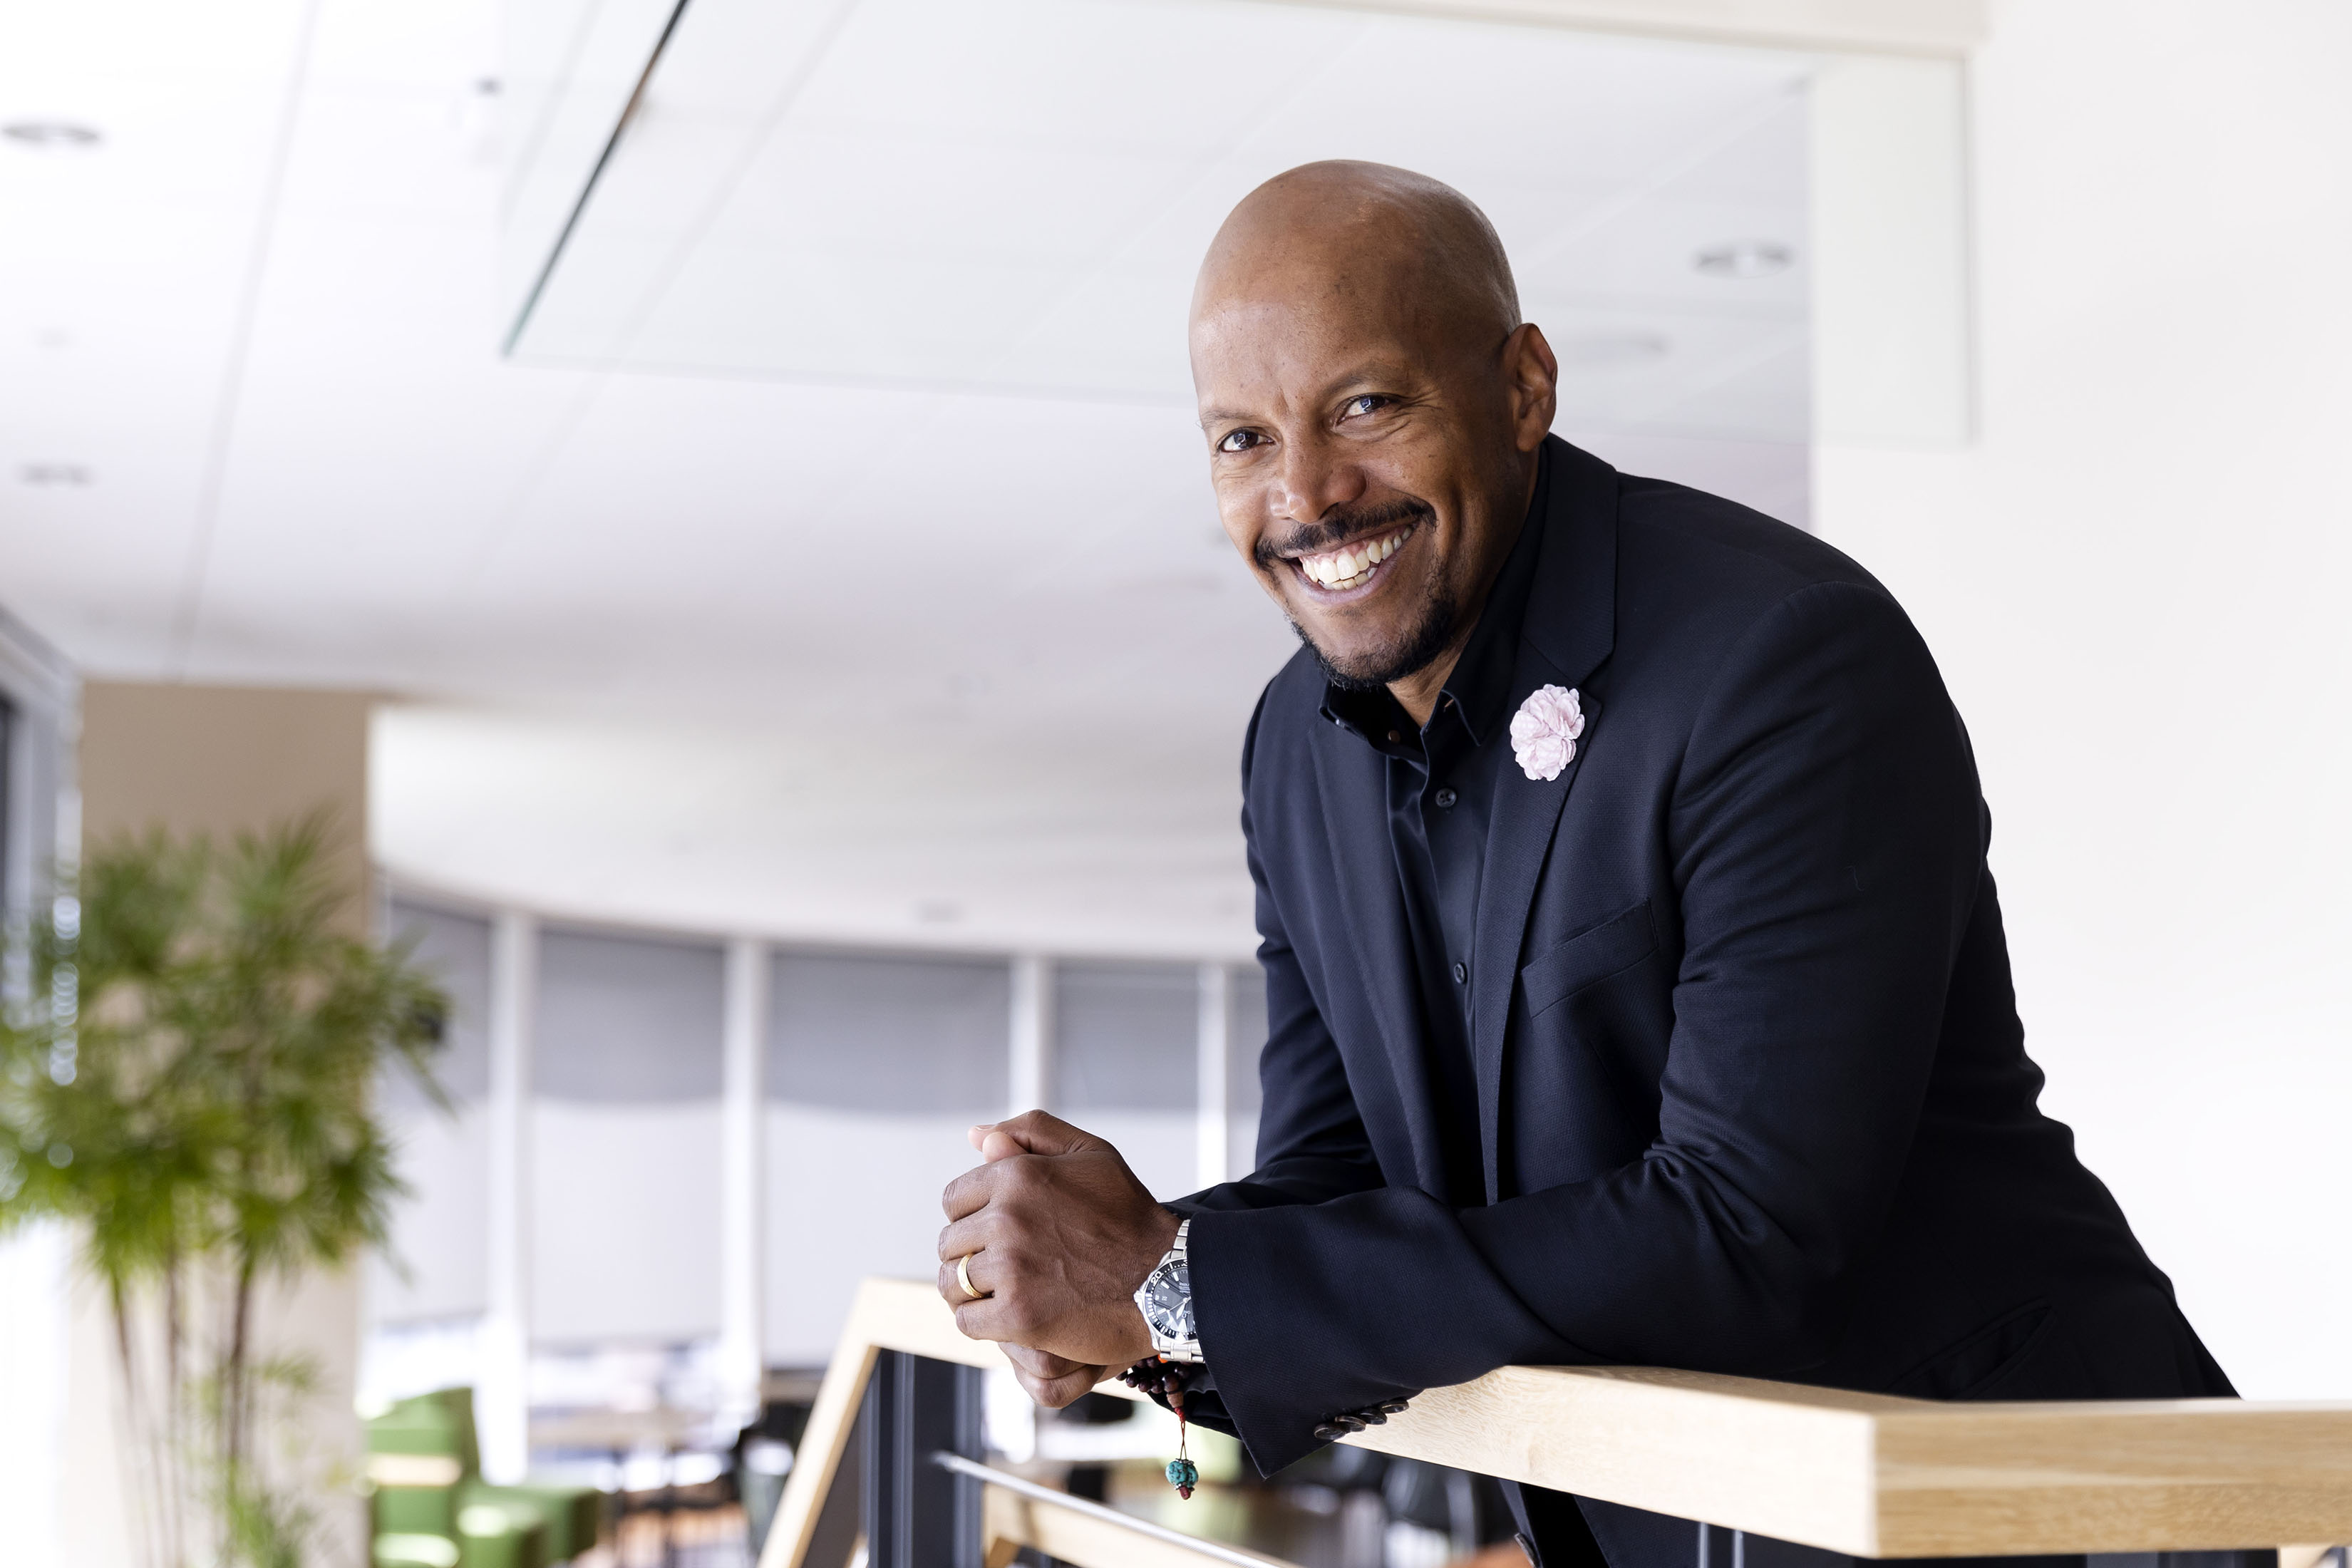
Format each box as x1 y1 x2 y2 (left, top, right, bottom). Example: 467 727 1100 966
515 0 1813 435
0 0 1813 958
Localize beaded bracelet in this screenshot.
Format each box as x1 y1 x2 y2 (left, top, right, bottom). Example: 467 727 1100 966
1119 1355 1201 1497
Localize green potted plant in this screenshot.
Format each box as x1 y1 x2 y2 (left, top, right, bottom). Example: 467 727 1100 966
0 813 448 1568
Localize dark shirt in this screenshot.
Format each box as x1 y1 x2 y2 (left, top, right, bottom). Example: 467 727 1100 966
1317 454 1552 1205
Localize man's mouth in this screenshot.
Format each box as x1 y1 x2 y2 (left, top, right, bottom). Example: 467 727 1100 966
1291 525 1414 592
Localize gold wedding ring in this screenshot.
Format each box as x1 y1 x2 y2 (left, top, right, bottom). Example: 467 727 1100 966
956 1252 983 1300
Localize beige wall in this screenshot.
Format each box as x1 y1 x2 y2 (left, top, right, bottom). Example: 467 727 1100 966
77 681 372 927
61 681 376 1568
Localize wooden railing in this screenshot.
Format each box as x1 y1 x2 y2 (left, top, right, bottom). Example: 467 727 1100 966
760 1278 2352 1568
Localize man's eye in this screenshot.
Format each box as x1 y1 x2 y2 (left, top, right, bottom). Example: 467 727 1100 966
1341 394 1390 419
1217 429 1264 453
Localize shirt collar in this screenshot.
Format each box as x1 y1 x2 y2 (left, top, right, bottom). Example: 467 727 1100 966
1319 446 1553 750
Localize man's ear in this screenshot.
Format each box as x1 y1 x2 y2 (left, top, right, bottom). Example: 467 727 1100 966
1505 321 1559 452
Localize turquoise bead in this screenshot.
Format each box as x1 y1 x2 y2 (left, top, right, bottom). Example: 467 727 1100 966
1165 1457 1200 1492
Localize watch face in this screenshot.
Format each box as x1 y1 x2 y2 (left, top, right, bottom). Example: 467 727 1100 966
1145 1259 1193 1340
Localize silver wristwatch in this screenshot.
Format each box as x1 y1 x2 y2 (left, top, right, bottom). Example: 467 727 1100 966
1133 1217 1202 1363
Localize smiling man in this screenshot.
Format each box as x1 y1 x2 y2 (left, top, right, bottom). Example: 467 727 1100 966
938 162 2231 1568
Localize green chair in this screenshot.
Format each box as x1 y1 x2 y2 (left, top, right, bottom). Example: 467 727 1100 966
462 1482 600 1563
455 1502 547 1568
373 1535 461 1568
366 1388 602 1568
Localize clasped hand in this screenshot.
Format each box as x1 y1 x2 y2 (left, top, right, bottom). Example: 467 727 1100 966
937 1110 1179 1408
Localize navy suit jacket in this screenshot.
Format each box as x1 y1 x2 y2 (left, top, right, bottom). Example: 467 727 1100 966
1176 440 2228 1524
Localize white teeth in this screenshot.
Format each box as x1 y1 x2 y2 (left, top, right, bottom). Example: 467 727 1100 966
1299 527 1409 589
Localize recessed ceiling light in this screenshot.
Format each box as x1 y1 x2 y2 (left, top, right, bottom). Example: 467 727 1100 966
19 463 92 487
3 120 103 150
1556 331 1668 369
1695 240 1793 279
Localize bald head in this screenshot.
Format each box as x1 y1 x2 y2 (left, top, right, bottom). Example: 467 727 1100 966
1187 162 1557 718
1193 161 1521 363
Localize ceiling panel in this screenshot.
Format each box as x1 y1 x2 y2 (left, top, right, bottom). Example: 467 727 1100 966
783 0 1351 149
510 0 1815 443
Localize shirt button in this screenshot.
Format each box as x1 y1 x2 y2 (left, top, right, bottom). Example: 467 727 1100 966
1451 961 1468 984
1386 729 1401 743
1433 787 1457 808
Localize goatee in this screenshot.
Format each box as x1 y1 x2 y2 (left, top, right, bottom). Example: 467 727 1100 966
1290 570 1462 691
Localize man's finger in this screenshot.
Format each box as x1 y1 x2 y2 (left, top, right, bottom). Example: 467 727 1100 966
936 1213 991 1264
940 1161 999 1222
986 1108 1106 1159
937 1242 997 1301
937 1253 993 1308
1013 1361 1109 1410
1001 1341 1088 1381
951 1294 1019 1345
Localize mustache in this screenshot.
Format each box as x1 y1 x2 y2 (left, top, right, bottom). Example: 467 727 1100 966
1256 497 1435 571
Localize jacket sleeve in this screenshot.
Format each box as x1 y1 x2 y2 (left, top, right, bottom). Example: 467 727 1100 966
1150 683 1388 1443
1175 683 1387 1217
1184 581 1987 1474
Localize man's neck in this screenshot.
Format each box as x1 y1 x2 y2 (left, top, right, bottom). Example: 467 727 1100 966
1388 636 1472 728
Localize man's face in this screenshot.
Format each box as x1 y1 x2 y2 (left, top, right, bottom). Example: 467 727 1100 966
1191 284 1532 690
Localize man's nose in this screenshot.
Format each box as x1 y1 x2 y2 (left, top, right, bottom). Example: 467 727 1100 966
1269 431 1364 532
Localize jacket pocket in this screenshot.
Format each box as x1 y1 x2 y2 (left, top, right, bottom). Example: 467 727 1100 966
1888 1299 2056 1401
1520 898 1656 1019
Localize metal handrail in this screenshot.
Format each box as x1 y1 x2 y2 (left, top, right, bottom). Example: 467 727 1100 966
929 1450 1299 1568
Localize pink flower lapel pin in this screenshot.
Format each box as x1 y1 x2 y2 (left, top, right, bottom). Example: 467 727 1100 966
1510 685 1585 782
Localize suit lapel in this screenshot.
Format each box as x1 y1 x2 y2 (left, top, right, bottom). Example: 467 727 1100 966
1468 439 1621 1201
1309 723 1453 1197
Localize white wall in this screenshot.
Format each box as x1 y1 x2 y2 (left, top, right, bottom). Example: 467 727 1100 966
1815 0 2352 1397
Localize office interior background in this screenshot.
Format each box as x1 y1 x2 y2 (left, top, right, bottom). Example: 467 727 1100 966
1 1 2348 1565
